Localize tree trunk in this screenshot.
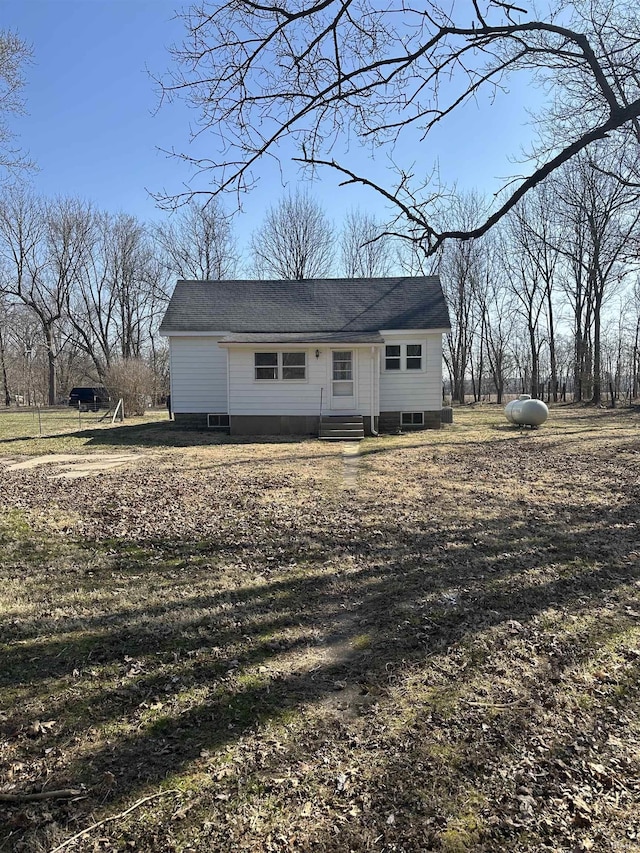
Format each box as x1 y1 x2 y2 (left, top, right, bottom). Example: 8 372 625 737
477 315 485 401
44 324 56 406
0 325 10 406
633 321 640 400
591 299 602 405
546 289 558 402
574 335 583 402
529 325 539 398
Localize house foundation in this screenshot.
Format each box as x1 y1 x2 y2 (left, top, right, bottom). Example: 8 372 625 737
174 411 441 434
378 411 442 431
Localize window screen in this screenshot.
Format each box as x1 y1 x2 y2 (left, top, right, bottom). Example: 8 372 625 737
406 344 422 370
385 345 401 370
282 352 306 380
255 352 278 380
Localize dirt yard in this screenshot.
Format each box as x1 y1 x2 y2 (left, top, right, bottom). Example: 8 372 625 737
1 406 639 852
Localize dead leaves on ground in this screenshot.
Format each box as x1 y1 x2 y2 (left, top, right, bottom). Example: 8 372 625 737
1 408 640 851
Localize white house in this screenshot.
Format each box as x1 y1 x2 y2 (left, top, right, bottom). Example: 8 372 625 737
159 277 451 437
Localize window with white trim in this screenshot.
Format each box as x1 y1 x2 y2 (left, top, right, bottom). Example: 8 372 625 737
383 343 425 371
254 351 307 381
406 344 423 369
255 352 278 380
282 351 306 380
401 412 424 426
385 345 401 370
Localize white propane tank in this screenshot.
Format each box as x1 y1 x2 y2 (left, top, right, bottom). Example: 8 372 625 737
505 394 549 427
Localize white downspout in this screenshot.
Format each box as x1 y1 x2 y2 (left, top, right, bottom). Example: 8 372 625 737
370 345 379 436
226 345 231 423
169 336 175 419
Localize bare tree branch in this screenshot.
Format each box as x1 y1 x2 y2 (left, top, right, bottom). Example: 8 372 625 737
155 0 640 252
0 29 34 176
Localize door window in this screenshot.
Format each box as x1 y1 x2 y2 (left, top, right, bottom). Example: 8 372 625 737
332 351 354 396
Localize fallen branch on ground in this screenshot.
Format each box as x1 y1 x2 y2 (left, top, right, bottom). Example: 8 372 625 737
0 789 84 803
48 789 180 853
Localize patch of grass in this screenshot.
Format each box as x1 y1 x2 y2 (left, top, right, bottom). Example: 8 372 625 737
0 508 30 543
0 407 173 453
351 632 372 650
439 814 485 853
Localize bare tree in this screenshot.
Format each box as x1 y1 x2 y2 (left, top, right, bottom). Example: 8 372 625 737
153 199 238 284
473 231 517 404
504 185 562 400
340 208 392 278
250 190 334 280
629 280 640 399
0 191 170 403
554 147 640 403
158 0 640 253
0 299 47 405
558 187 594 402
482 275 517 404
0 190 89 404
504 208 548 400
0 292 13 404
65 209 155 376
107 214 155 360
67 208 118 380
42 197 94 402
0 29 33 177
439 194 487 403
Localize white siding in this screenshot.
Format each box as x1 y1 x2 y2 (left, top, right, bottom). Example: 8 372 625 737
169 336 228 413
228 346 378 416
379 332 443 412
168 332 443 416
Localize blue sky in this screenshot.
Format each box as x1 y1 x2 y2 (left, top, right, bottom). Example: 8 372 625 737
5 1 186 218
4 0 545 252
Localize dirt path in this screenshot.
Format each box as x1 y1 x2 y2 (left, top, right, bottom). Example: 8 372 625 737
342 442 361 489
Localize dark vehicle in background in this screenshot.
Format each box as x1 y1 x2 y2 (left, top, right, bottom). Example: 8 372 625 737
68 386 111 412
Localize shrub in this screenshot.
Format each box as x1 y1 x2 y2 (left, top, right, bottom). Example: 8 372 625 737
104 358 155 417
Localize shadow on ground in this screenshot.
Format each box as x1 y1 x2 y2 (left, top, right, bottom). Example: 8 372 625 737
1 410 639 851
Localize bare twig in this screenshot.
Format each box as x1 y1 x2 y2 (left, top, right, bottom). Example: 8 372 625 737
48 789 180 853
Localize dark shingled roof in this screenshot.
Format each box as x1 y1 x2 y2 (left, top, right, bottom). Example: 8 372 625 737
159 277 450 335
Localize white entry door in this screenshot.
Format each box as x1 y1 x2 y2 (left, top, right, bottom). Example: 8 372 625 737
330 350 356 409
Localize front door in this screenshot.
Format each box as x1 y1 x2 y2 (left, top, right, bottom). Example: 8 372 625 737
330 350 356 410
